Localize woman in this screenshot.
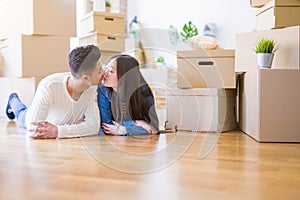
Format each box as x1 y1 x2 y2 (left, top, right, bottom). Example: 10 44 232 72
97 55 159 136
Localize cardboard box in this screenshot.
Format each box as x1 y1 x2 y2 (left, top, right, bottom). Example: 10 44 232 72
79 32 125 52
0 0 76 38
0 77 42 117
256 0 300 30
0 35 70 77
125 48 145 67
250 0 271 8
239 69 300 142
270 0 300 6
140 67 169 109
80 11 125 35
166 88 237 132
125 38 142 51
100 50 122 65
177 50 236 88
235 26 300 72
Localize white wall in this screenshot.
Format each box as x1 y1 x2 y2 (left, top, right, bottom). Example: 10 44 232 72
127 0 257 49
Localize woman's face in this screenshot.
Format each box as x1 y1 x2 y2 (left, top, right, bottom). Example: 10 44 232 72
103 60 118 89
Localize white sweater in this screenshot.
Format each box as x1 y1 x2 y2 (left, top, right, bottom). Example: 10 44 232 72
25 73 100 138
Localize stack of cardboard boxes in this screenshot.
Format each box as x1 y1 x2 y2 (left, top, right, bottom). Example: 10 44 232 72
0 0 76 117
236 0 300 142
252 0 300 30
78 10 125 64
165 49 238 133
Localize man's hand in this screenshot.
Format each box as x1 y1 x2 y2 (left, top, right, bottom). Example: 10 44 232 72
134 120 158 134
102 121 126 135
28 121 58 139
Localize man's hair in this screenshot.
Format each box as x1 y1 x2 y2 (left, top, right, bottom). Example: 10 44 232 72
68 45 101 78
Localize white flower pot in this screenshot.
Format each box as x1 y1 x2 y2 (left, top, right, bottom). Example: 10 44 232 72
257 53 274 69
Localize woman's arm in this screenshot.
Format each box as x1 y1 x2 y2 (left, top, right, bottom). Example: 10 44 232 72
97 85 113 133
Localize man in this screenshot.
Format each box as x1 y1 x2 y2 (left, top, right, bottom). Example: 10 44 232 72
6 45 103 139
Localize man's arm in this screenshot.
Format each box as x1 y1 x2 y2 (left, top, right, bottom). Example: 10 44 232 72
25 79 51 129
28 83 100 139
57 91 100 139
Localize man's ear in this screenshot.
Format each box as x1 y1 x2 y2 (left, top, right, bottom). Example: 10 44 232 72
81 74 89 81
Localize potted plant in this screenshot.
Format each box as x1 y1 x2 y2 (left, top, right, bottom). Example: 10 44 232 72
254 38 279 69
105 0 111 12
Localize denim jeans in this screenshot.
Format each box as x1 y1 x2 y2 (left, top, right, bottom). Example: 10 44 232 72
10 96 28 128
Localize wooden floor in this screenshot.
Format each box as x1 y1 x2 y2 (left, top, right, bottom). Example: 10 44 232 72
0 118 300 200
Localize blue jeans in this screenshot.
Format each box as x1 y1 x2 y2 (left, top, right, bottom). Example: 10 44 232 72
10 96 28 128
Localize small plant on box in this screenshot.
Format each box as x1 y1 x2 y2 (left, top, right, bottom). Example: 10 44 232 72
254 38 279 54
105 0 111 7
254 38 279 69
156 56 165 65
105 0 111 12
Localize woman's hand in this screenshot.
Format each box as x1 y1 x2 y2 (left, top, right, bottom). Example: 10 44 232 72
135 120 158 134
102 121 127 135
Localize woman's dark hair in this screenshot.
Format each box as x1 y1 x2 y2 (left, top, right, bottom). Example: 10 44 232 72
109 55 155 124
68 44 101 78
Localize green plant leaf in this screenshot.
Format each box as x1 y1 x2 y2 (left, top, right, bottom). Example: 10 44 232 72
254 38 279 53
180 21 198 42
183 24 189 32
105 0 111 7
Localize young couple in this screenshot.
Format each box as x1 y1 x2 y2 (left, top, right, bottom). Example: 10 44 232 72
6 45 158 139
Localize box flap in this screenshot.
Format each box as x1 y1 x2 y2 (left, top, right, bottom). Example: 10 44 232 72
79 31 127 39
256 0 300 16
177 49 235 59
250 0 271 8
256 0 300 13
256 1 274 16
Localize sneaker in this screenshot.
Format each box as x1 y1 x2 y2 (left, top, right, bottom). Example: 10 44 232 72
6 93 18 120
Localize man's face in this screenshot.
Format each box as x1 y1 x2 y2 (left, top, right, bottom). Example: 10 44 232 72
89 60 104 86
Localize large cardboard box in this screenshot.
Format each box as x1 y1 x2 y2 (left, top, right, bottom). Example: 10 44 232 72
0 35 70 77
235 26 300 72
256 0 300 30
125 48 145 67
250 0 271 8
140 67 169 109
239 68 300 142
80 11 125 35
79 32 125 52
166 88 237 132
177 50 236 88
100 50 122 65
0 77 42 118
0 0 76 38
124 39 145 66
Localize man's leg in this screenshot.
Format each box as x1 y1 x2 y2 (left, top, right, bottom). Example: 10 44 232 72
6 93 27 128
6 93 16 120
